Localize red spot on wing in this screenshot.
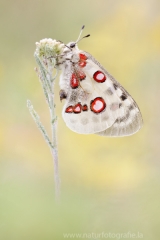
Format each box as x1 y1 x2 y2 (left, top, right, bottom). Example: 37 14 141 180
78 71 86 80
70 73 79 89
90 97 106 113
79 61 87 67
79 53 87 68
73 103 82 114
93 71 106 83
82 104 88 111
65 106 73 113
65 103 86 114
79 53 88 60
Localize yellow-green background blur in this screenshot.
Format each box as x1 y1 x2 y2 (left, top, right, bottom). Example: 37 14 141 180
1 0 160 239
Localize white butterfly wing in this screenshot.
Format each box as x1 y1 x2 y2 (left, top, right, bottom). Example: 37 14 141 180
59 51 143 136
84 51 143 136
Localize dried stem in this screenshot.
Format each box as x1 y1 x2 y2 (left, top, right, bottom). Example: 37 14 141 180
27 100 54 150
27 41 62 200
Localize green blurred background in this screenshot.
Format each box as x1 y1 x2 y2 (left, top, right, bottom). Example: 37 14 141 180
0 0 160 239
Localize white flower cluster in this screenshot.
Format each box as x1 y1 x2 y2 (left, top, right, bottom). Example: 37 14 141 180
35 38 65 58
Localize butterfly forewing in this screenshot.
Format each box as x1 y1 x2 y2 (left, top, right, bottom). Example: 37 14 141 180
84 51 143 136
59 48 143 136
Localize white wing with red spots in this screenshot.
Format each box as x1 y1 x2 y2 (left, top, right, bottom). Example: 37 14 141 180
59 51 143 136
83 51 143 136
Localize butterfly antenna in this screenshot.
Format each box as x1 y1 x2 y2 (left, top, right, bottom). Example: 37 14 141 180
76 25 90 44
76 25 85 43
76 34 90 44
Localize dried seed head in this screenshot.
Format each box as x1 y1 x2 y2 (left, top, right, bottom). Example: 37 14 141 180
35 38 65 59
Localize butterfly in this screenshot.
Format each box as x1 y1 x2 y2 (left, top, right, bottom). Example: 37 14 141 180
56 26 143 137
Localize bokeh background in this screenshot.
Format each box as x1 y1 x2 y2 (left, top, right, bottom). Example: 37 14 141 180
1 0 160 239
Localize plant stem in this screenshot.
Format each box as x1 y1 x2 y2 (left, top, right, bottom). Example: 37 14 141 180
28 52 60 201
27 100 54 150
50 82 60 200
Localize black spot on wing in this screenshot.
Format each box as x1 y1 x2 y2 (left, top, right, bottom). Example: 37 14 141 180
113 83 118 90
120 93 127 101
128 105 134 111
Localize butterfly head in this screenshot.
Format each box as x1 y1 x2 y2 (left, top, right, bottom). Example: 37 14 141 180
65 26 90 52
65 42 78 51
69 42 77 49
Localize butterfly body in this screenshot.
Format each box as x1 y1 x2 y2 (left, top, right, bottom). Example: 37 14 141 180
56 40 143 136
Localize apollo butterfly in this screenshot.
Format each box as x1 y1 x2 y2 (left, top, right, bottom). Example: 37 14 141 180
55 26 143 136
